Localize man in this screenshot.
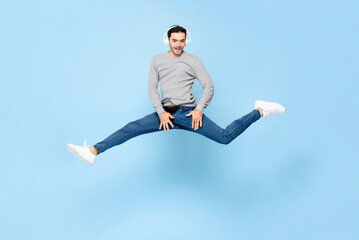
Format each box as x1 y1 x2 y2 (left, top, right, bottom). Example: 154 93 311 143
67 25 286 165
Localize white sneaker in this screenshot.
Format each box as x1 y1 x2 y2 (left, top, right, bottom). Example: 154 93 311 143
255 100 286 117
67 140 95 165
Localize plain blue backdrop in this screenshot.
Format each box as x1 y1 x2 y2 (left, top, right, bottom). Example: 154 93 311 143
1 0 358 239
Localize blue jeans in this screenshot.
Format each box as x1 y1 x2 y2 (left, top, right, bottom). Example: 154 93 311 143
94 106 261 155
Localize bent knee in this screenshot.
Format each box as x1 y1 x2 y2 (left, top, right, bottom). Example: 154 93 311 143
217 134 232 145
219 139 231 145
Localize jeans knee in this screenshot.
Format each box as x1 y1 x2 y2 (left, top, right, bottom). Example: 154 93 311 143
220 139 231 145
218 132 232 145
124 120 140 130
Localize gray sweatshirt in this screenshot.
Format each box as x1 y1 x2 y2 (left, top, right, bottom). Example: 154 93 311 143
148 51 214 115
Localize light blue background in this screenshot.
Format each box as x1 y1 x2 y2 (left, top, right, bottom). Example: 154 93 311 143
1 0 358 239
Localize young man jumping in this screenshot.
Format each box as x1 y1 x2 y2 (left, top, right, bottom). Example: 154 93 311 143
67 25 286 165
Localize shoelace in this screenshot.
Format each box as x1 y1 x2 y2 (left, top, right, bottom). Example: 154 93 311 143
83 140 89 147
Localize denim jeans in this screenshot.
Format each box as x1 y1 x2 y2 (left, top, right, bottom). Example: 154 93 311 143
94 106 261 155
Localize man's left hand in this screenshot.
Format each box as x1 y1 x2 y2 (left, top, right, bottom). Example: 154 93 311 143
186 109 203 131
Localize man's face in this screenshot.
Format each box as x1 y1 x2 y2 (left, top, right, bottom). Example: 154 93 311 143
169 32 186 56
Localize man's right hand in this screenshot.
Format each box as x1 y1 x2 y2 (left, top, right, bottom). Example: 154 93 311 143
159 112 174 131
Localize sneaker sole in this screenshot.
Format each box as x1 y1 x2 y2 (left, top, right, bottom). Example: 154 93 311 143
67 144 94 165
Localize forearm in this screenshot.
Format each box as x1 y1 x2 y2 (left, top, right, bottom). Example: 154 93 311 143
148 88 165 115
194 57 214 111
196 82 214 111
148 57 165 115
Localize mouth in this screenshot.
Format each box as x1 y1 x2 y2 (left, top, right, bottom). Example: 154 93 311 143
175 48 182 51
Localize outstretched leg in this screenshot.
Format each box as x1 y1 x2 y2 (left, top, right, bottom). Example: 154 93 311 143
93 112 175 155
173 100 286 144
174 106 261 144
67 112 169 165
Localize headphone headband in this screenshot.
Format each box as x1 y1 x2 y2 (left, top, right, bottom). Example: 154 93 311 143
163 25 191 46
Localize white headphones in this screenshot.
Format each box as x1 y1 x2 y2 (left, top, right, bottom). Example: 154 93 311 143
163 25 191 46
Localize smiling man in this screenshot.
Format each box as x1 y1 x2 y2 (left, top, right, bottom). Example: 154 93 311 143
67 25 286 165
168 32 185 56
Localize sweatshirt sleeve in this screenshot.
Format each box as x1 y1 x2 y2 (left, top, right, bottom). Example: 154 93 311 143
193 57 214 112
148 57 165 115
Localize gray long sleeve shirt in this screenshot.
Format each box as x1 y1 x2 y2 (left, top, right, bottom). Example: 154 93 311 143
148 51 214 115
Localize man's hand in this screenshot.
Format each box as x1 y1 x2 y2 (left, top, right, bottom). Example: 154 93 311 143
186 109 203 131
159 112 174 131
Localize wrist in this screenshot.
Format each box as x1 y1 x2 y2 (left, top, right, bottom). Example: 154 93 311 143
195 106 204 112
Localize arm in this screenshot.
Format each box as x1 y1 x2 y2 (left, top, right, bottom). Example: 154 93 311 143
186 57 214 130
193 57 214 112
148 57 165 115
148 57 174 131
